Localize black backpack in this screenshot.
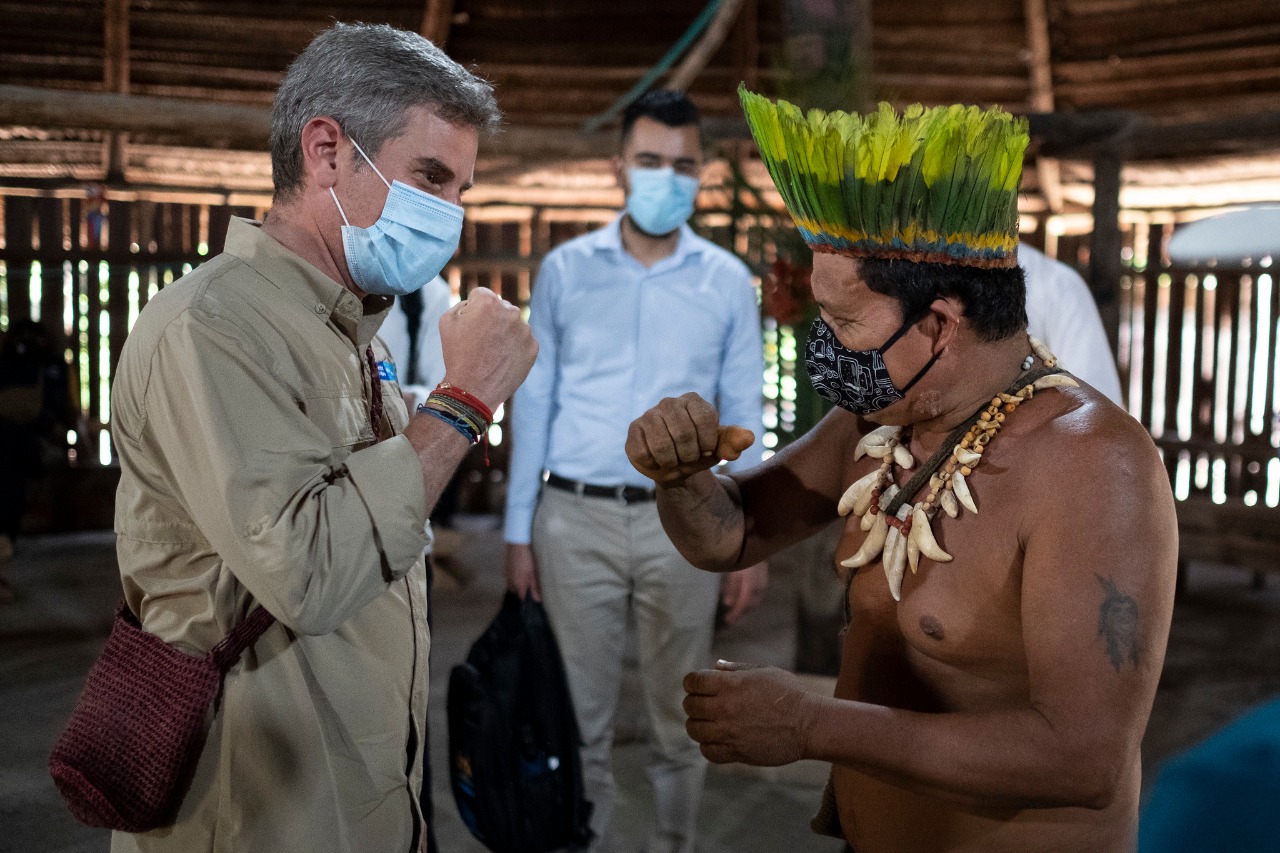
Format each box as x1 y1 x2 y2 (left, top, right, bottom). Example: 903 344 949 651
447 593 594 853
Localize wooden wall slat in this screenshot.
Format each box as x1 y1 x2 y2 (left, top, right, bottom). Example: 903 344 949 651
4 190 1278 514
1163 267 1187 439
207 204 233 256
1267 270 1280 443
35 196 63 333
1223 273 1242 447
1141 269 1160 429
4 195 34 323
1190 278 1211 443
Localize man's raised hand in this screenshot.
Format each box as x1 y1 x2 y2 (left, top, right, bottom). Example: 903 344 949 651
437 287 538 411
626 392 755 485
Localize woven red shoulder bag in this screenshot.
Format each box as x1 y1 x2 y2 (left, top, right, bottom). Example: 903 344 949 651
49 601 276 832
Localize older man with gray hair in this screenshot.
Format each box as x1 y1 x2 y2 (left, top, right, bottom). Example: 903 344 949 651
108 23 537 853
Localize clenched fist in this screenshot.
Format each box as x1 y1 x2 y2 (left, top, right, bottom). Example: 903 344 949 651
626 392 755 485
437 287 538 411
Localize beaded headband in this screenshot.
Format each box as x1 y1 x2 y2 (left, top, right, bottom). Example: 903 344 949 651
739 86 1029 269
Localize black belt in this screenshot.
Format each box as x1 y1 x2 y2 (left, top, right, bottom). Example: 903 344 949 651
544 472 656 504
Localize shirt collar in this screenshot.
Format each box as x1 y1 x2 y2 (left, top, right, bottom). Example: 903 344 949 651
593 213 706 269
222 217 393 347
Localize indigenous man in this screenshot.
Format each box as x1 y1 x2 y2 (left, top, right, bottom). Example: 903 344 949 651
625 89 1178 852
109 24 536 852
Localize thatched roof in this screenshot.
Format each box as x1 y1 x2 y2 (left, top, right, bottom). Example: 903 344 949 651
1 0 1278 217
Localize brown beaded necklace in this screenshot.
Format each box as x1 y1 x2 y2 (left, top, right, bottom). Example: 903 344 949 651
836 335 1080 601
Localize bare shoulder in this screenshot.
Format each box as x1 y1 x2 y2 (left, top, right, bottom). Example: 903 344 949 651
1003 376 1177 548
1009 378 1163 483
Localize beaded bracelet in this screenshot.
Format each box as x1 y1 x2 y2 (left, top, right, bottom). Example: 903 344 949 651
416 383 492 452
417 405 480 444
422 397 487 436
424 395 483 431
432 383 494 422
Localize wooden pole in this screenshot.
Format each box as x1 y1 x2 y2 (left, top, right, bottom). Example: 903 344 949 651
1024 0 1064 215
420 0 456 47
850 0 874 112
0 85 272 150
736 0 760 90
667 0 746 92
103 0 130 182
1089 154 1123 357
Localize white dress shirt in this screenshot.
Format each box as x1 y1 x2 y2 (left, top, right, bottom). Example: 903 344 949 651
1021 245 1124 406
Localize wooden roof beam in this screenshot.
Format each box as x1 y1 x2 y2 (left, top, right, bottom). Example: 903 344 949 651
5 84 1277 166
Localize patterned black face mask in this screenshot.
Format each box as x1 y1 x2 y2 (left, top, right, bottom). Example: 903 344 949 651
804 315 942 415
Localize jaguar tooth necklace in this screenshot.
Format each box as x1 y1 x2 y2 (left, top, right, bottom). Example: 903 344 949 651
836 335 1079 601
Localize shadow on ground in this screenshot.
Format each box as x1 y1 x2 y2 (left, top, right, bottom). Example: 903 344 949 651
1 524 1277 853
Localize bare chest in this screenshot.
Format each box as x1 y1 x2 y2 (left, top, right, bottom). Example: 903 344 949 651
834 455 1033 706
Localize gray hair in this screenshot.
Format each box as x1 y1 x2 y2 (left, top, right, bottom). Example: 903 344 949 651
270 22 501 200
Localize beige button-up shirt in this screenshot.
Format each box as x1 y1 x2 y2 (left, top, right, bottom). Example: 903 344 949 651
110 218 432 853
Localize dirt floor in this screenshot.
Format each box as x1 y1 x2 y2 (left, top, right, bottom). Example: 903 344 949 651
1 523 1278 853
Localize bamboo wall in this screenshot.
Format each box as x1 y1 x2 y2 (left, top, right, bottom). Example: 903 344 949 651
2 192 1278 534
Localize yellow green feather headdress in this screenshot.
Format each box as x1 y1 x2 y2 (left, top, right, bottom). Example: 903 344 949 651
739 86 1029 269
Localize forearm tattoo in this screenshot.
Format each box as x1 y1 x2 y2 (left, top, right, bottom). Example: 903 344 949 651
702 481 742 540
1096 574 1141 672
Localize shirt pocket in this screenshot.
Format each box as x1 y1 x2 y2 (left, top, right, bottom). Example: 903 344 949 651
300 392 375 448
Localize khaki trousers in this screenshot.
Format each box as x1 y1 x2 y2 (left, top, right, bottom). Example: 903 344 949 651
532 485 721 853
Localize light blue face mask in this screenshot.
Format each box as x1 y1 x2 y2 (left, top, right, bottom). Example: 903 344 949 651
330 138 464 297
625 166 700 237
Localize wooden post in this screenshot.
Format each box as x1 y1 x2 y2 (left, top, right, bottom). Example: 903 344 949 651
103 0 131 182
734 0 760 90
420 0 455 47
1024 0 1064 213
667 0 747 93
1089 154 1123 358
36 197 64 332
850 0 873 112
104 199 132 448
3 195 34 323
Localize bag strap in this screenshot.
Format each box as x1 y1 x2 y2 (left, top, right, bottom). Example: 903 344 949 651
210 606 277 671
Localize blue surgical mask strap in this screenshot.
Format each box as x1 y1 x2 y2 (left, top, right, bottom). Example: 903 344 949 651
348 138 391 189
329 188 351 226
329 137 391 227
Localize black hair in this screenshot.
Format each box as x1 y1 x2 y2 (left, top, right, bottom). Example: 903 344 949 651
858 257 1028 342
621 89 701 143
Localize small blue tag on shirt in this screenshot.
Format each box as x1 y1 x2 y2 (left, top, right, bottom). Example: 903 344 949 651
377 361 397 383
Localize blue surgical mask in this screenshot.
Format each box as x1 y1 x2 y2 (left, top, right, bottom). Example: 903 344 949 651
805 315 941 415
625 166 699 237
330 138 464 297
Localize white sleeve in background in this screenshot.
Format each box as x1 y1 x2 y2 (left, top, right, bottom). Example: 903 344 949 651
715 262 767 473
504 258 562 545
414 276 453 392
381 277 451 551
1020 245 1125 407
378 296 411 377
383 277 452 404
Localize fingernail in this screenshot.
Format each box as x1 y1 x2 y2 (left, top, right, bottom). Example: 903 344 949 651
717 659 730 666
